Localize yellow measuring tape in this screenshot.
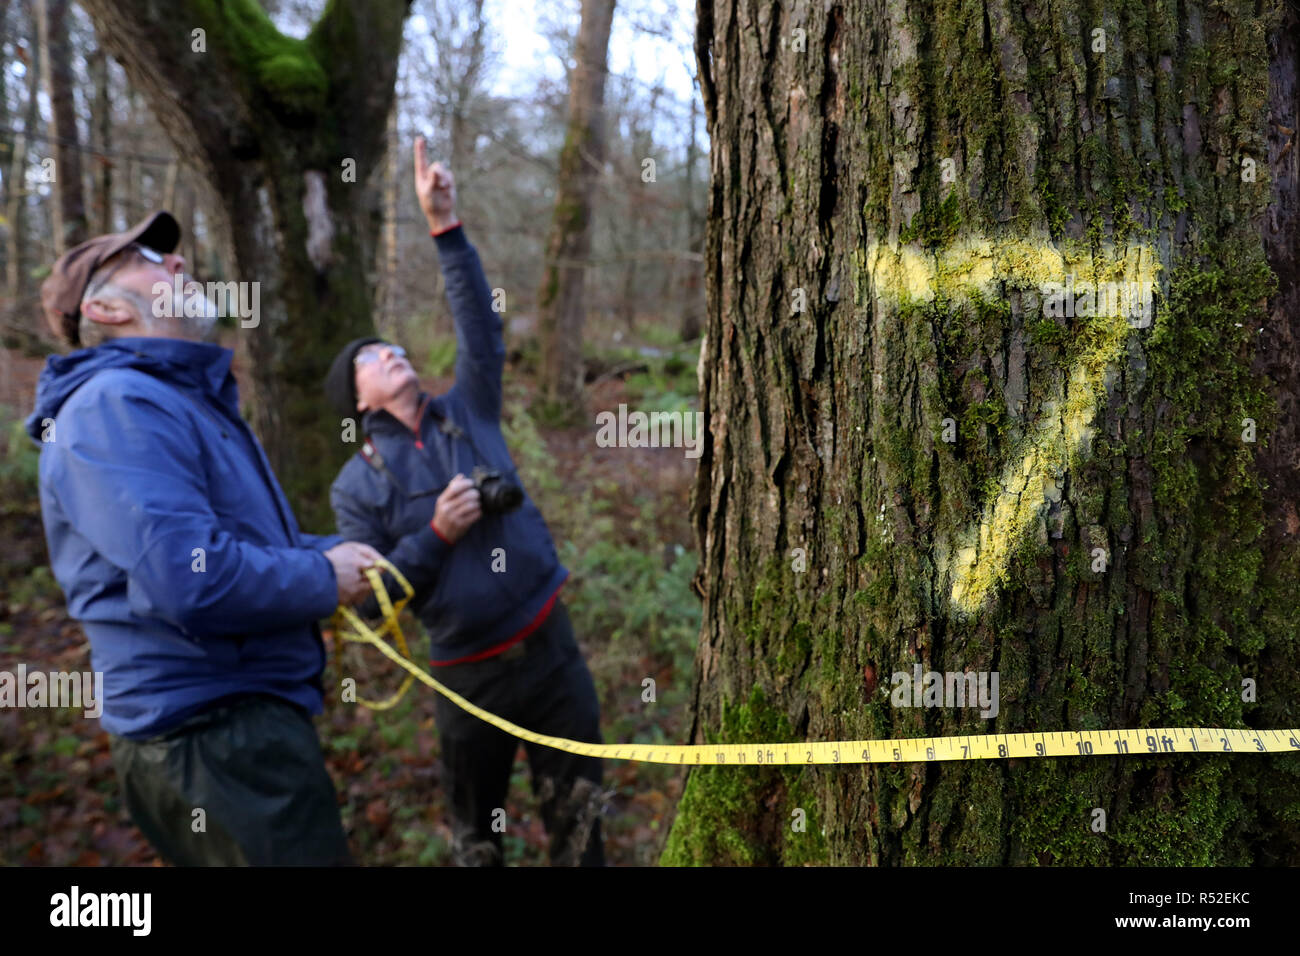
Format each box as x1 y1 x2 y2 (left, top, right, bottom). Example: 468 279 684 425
330 559 1300 765
330 557 417 710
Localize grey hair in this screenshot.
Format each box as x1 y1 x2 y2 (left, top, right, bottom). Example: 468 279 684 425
79 280 155 347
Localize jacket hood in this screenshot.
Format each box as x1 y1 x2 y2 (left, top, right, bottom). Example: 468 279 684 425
25 337 235 443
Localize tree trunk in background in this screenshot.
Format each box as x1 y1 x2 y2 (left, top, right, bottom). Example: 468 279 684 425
122 86 138 225
175 178 197 274
679 94 702 342
36 0 87 253
90 48 113 234
0 0 12 287
619 250 636 331
5 26 39 315
79 0 412 528
161 157 178 211
665 0 1300 865
535 0 615 422
379 97 400 330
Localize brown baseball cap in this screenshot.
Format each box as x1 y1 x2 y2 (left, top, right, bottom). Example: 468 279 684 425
40 210 181 347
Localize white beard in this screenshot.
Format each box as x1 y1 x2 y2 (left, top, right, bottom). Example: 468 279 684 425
157 280 220 341
177 288 220 340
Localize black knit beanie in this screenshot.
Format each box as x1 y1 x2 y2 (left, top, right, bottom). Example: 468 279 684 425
324 336 385 418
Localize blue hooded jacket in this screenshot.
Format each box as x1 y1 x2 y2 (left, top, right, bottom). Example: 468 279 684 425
24 337 343 739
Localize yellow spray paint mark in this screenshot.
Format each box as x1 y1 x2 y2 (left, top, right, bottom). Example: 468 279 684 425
863 236 1162 614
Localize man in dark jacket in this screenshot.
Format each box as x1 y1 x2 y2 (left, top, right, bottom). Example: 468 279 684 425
325 138 605 866
26 211 382 865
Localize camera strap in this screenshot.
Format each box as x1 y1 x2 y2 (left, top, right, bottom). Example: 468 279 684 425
359 438 425 498
427 409 466 478
429 406 519 480
358 402 519 500
356 398 464 498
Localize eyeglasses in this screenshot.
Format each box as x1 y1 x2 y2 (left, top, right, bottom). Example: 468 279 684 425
132 243 165 264
354 344 407 366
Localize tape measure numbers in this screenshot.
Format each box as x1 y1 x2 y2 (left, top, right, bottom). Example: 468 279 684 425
331 560 1300 765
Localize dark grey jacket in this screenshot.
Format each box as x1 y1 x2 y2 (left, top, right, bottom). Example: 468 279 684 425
329 227 567 662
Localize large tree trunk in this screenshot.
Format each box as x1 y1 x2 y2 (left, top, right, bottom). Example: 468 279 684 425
664 0 1300 866
78 0 411 527
36 0 87 253
535 0 615 422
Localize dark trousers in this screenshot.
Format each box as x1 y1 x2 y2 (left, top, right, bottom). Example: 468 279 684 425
432 599 606 866
109 694 352 866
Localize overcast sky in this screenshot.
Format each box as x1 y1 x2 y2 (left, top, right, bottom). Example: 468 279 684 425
408 0 701 151
481 0 696 100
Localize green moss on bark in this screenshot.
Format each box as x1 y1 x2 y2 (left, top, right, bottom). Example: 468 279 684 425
661 686 830 866
192 0 329 115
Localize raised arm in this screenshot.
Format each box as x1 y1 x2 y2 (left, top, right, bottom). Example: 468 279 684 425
415 137 504 421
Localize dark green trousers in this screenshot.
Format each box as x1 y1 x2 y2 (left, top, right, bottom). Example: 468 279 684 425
109 693 352 866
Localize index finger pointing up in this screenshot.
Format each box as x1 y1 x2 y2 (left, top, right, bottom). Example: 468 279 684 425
414 136 429 184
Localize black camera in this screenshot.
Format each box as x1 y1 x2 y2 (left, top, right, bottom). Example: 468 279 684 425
471 466 523 514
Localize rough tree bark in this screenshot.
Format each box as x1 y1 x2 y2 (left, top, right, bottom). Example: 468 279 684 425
535 0 615 422
36 0 87 253
78 0 411 526
664 0 1300 865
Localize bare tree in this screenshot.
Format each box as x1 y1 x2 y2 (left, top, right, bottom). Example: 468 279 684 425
535 0 616 421
424 0 491 175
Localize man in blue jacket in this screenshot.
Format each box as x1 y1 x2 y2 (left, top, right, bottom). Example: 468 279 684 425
27 210 383 865
325 138 605 866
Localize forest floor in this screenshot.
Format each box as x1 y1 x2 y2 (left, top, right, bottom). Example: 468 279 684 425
0 333 702 866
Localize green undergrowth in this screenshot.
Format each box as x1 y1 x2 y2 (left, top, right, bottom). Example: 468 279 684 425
0 409 39 510
588 341 700 415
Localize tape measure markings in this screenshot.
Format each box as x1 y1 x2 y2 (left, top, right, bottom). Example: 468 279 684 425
331 561 1300 766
